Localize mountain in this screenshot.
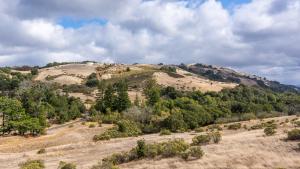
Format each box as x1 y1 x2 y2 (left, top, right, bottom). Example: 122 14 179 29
179 63 300 93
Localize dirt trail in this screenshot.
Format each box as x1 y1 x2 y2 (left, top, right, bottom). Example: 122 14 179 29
0 116 299 169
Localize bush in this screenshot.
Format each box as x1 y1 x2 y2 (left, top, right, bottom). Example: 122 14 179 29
101 112 122 124
194 127 204 133
58 161 76 169
189 146 204 159
209 131 222 143
98 139 190 168
207 124 222 131
250 124 263 130
181 146 204 161
227 123 241 130
93 133 111 141
287 129 300 140
135 139 146 158
37 148 46 154
191 134 211 146
264 127 276 136
93 120 142 141
293 121 300 127
19 160 45 169
117 120 141 136
160 139 190 157
160 129 171 136
89 124 96 128
181 150 190 161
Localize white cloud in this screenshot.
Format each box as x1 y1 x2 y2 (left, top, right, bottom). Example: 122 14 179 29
0 0 299 85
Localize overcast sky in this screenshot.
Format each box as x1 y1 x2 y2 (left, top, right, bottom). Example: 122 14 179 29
0 0 299 85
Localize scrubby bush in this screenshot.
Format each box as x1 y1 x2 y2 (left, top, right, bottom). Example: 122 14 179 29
227 123 241 130
181 146 204 161
89 124 96 128
264 127 276 136
189 146 204 159
97 139 191 168
19 160 45 169
191 134 211 146
58 161 76 169
293 121 300 127
37 148 46 154
250 123 264 130
194 127 204 133
93 133 111 141
93 120 142 141
161 139 190 157
287 129 300 140
160 129 171 136
100 112 122 124
209 131 222 143
207 124 222 131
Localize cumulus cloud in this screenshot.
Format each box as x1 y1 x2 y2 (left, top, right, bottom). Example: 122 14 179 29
0 0 299 85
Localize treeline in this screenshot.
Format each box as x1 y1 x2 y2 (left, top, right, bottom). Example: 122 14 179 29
92 79 300 139
0 83 85 135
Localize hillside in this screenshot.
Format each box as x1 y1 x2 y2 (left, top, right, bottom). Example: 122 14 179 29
180 63 300 93
30 63 237 105
0 116 299 169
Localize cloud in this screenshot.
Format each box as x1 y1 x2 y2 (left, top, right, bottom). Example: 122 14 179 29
0 0 299 85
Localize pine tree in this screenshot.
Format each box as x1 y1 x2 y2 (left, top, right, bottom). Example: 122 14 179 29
115 80 131 112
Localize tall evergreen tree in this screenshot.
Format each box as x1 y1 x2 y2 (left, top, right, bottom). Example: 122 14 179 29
115 80 131 112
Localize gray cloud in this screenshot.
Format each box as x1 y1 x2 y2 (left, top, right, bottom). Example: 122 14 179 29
0 0 300 85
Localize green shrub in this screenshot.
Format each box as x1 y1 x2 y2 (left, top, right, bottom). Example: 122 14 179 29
93 133 111 141
181 150 190 161
136 139 146 158
37 148 46 154
194 127 204 133
207 124 222 131
160 129 171 136
227 123 241 130
19 160 45 169
250 124 263 130
58 161 76 169
98 139 190 168
264 127 276 136
160 139 190 157
102 153 130 165
116 120 142 136
89 124 96 128
181 146 204 160
93 120 142 141
293 121 300 127
189 146 204 159
101 112 121 124
191 134 211 146
209 131 222 143
287 129 300 140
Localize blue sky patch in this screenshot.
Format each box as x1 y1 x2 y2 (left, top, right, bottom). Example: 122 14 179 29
58 17 108 29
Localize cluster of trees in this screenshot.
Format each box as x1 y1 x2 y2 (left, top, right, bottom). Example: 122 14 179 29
93 78 300 136
0 83 85 135
94 80 131 113
0 69 33 94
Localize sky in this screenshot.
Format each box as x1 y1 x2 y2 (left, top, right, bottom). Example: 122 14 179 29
0 0 300 85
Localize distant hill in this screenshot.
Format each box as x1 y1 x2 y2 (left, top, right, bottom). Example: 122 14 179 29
179 63 300 93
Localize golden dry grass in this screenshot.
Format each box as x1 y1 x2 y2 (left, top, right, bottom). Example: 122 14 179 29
0 116 299 169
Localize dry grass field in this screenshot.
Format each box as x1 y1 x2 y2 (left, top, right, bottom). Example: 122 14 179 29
154 68 237 92
0 116 299 169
